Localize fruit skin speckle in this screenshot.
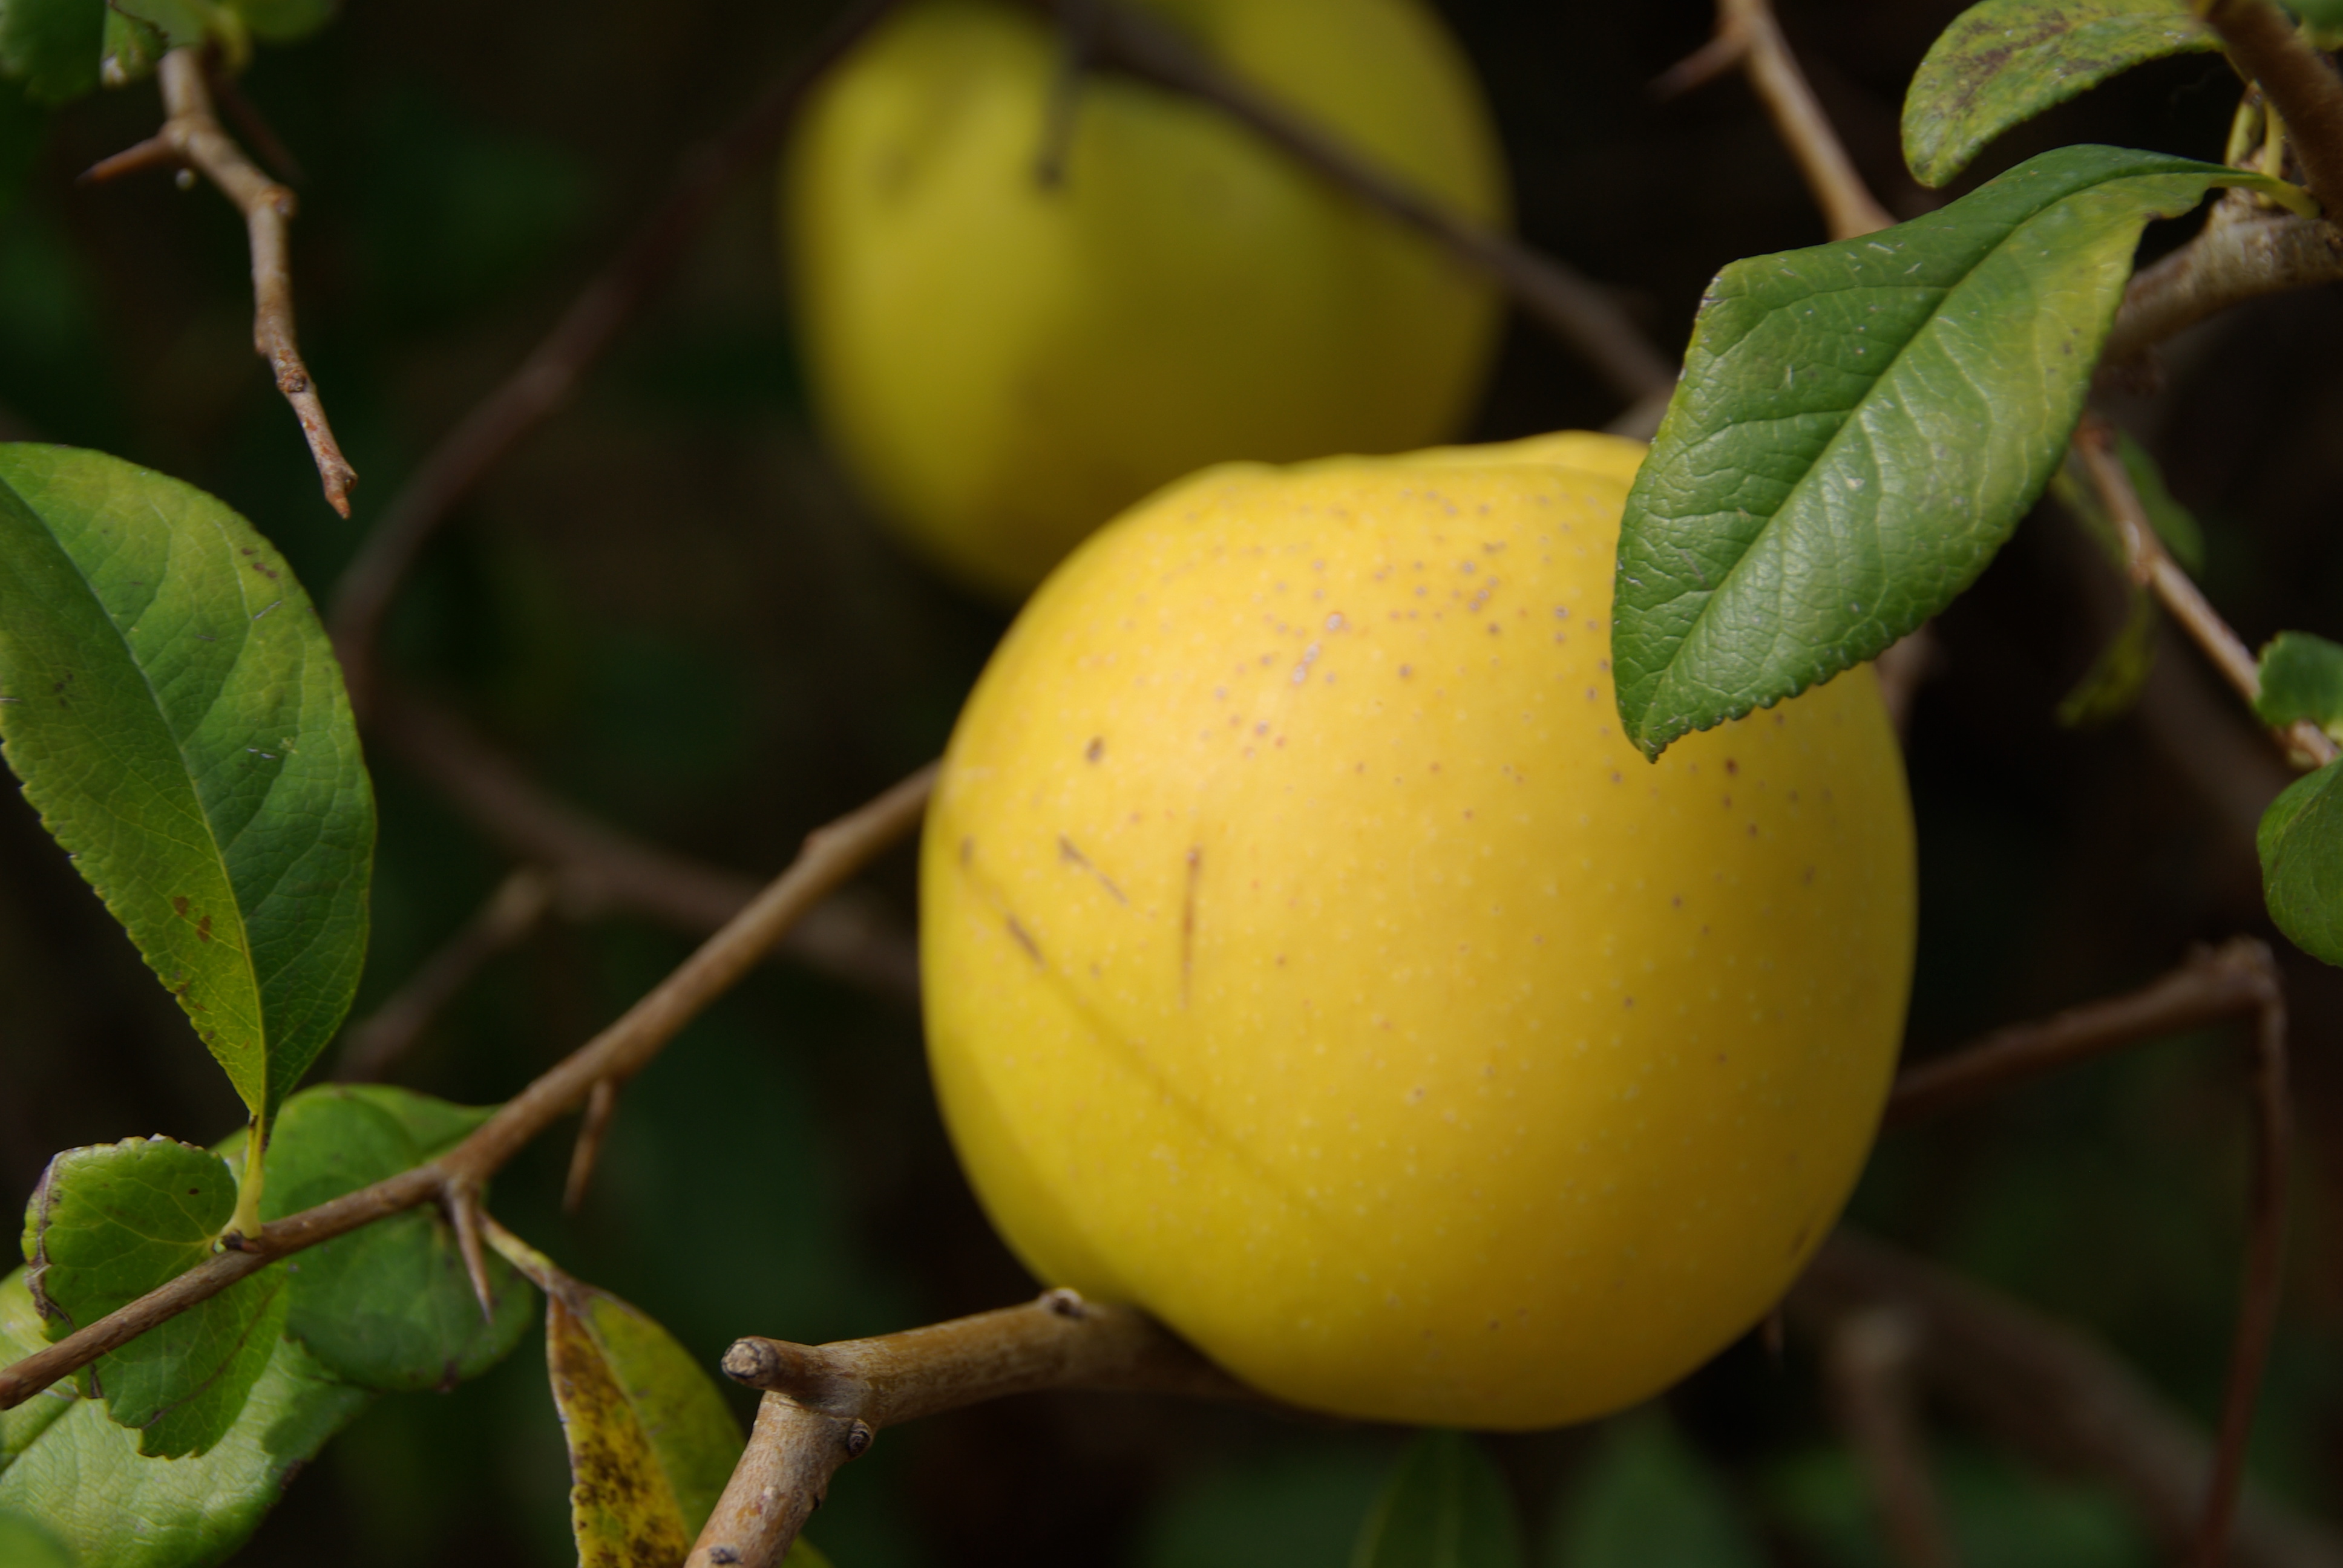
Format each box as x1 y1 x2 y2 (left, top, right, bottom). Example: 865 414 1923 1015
920 431 1918 1429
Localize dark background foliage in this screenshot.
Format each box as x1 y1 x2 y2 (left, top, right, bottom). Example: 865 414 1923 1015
2 0 2340 1562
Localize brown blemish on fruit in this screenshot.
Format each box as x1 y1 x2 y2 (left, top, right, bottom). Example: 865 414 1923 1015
1004 916 1043 964
1058 835 1127 903
1085 737 1104 762
1181 846 1202 1008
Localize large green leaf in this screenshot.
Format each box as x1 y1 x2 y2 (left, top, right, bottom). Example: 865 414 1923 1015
229 1085 532 1391
0 446 373 1184
0 1327 369 1568
1902 0 2216 188
2253 632 2343 737
1545 1412 1763 1568
491 1228 746 1563
1349 1431 1523 1568
1612 147 2298 759
20 1140 285 1458
2258 760 2343 965
0 0 102 105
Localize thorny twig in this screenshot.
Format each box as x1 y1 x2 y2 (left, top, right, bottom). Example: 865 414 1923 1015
0 763 937 1413
324 0 913 711
563 1079 619 1215
335 867 557 1082
1887 938 2278 1123
1824 1308 1962 1568
2073 415 2341 769
1885 936 2294 1568
2197 0 2343 214
690 1290 1255 1568
1656 0 1894 241
82 50 354 515
1794 1231 2342 1568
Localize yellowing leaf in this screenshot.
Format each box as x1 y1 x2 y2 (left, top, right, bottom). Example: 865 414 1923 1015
488 1228 750 1563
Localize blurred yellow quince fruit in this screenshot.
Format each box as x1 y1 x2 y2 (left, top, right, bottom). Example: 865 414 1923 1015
920 432 1918 1428
784 0 1508 601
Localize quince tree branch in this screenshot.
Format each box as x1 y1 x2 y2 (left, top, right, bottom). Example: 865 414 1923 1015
2073 416 2340 769
0 763 936 1414
368 685 921 1007
1656 0 1895 242
1883 936 2295 1568
83 50 355 516
325 0 913 713
690 1290 1257 1568
1032 0 1676 406
1824 1308 1963 1568
2197 0 2343 212
1796 1229 2336 1568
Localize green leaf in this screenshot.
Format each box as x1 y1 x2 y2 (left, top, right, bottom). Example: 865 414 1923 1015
21 1139 285 1457
235 1085 531 1391
490 1229 746 1557
2288 0 2343 42
2253 632 2343 737
1545 1411 1764 1568
2111 432 2204 573
2258 760 2343 965
0 446 373 1149
2056 590 2159 727
2041 434 2199 728
0 1510 75 1568
0 1331 369 1568
106 0 206 48
1612 146 2295 759
2050 428 2203 576
95 7 166 87
224 0 335 44
0 0 102 105
1902 0 2217 187
1350 1431 1524 1568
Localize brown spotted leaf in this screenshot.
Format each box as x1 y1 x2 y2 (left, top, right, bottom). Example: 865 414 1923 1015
489 1227 759 1562
1903 0 2216 186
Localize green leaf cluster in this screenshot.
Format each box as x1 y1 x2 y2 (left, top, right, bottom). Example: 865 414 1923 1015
4 1086 542 1564
0 1266 369 1568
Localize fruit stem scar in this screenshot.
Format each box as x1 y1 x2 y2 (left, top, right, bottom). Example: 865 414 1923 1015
1181 846 1202 1008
